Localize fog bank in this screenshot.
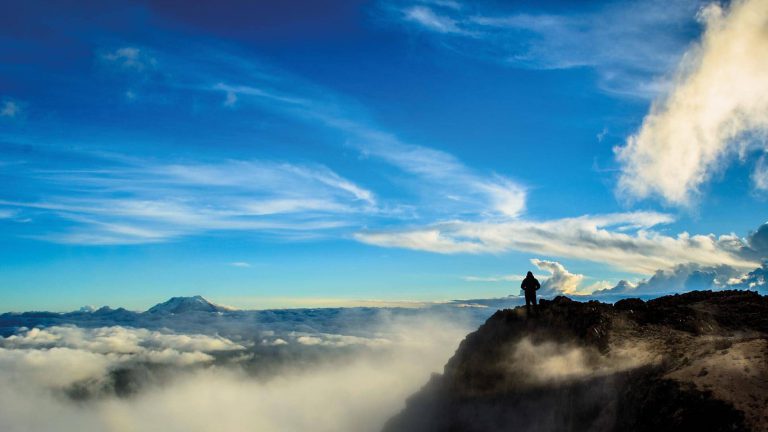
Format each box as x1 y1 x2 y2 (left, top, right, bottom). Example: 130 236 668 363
0 315 470 432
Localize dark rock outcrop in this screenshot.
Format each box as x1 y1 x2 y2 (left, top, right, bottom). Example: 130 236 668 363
383 290 768 432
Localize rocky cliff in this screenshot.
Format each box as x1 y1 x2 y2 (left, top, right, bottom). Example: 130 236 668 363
383 290 768 432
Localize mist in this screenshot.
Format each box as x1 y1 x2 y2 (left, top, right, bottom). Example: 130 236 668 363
0 314 471 432
508 337 659 384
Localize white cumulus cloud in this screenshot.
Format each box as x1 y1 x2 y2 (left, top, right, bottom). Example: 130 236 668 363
616 0 768 205
530 259 584 295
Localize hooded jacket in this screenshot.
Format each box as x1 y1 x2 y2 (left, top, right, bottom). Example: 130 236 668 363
521 273 540 292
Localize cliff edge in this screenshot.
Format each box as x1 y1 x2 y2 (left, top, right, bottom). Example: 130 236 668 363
383 290 768 432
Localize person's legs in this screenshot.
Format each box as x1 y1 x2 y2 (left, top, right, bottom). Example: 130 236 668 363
525 291 533 314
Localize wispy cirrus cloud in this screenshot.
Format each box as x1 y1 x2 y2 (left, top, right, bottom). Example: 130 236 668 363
463 274 522 283
2 41 526 245
2 158 378 245
6 37 761 283
111 43 528 221
403 6 468 34
131 47 760 275
380 0 704 97
211 84 526 219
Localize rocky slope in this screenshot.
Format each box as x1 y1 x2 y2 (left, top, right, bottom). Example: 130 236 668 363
383 290 768 432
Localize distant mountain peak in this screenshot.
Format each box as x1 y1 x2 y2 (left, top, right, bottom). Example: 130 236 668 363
146 295 236 314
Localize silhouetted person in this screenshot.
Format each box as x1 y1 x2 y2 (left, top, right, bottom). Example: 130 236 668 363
521 271 540 315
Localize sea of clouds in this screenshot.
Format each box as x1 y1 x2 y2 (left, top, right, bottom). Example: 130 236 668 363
0 308 480 432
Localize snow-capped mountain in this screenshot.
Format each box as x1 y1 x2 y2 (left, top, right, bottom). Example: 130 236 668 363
146 295 236 314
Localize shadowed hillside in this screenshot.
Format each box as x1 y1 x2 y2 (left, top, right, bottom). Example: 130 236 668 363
383 290 768 432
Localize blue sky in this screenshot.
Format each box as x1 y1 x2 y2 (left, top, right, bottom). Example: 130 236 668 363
1 0 767 311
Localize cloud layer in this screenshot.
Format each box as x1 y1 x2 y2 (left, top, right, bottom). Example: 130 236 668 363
459 222 768 296
356 212 758 274
0 315 471 432
593 223 768 295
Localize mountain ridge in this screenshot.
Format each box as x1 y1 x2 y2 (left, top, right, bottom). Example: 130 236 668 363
383 290 768 432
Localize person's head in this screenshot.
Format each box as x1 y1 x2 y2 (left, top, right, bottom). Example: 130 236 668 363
526 271 533 278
